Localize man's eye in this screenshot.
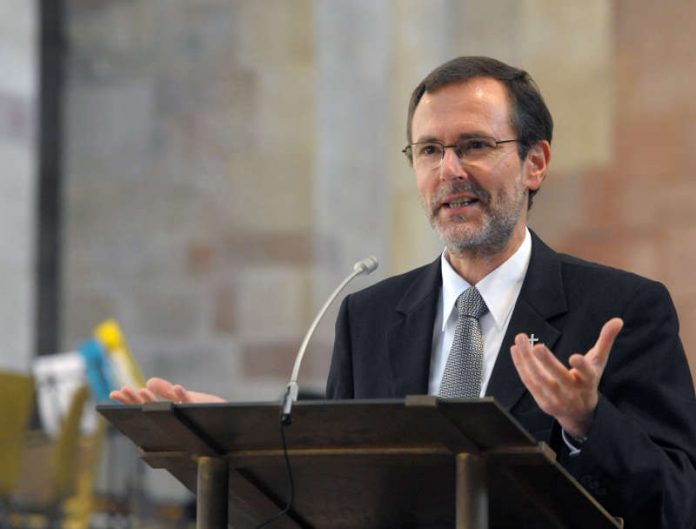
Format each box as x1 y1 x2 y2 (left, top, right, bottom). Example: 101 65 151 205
417 144 442 157
461 139 491 152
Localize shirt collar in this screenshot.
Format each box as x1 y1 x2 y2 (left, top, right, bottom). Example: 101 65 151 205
440 228 532 331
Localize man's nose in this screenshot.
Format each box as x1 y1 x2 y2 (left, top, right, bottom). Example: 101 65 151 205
439 147 469 181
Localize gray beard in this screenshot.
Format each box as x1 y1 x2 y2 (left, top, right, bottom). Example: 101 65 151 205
427 180 526 259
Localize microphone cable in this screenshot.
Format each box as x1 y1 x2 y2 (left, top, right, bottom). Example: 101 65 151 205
254 414 295 529
254 256 379 528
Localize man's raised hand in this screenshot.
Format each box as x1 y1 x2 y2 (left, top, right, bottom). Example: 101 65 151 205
510 318 624 438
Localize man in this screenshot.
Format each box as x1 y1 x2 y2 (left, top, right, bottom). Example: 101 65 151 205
112 57 696 528
325 56 696 528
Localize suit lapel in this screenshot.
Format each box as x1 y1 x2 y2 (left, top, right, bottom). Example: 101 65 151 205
387 259 441 397
486 232 567 409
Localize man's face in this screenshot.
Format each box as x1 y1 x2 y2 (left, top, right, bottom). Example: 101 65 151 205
410 77 543 258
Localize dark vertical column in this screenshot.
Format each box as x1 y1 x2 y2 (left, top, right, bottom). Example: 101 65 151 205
36 0 65 355
196 457 229 529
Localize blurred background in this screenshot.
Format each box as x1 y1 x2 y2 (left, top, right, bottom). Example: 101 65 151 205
2 0 696 527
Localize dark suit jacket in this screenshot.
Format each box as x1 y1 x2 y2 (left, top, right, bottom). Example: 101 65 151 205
326 232 696 529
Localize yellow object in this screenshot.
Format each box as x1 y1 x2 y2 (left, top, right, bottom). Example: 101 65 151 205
51 385 91 499
0 371 34 506
94 319 145 388
12 384 105 529
60 391 107 529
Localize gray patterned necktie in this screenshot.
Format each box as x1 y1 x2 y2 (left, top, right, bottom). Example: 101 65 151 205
439 286 489 399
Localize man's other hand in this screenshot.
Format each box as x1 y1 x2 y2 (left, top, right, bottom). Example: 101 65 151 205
109 376 226 404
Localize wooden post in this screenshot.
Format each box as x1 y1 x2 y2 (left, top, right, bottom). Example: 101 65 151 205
197 456 228 529
455 453 488 529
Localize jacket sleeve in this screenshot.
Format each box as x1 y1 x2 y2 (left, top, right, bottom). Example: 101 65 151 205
560 280 696 529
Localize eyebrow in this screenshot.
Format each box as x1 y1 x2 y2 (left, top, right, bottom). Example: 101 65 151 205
412 131 493 144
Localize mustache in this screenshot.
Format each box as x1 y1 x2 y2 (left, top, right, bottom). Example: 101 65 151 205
431 180 491 211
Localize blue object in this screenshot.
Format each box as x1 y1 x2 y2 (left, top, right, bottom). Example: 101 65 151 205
79 338 116 401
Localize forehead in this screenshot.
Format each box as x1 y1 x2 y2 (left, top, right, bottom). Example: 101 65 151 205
411 77 513 141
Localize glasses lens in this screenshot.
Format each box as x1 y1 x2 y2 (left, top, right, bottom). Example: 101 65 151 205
413 142 444 169
456 137 498 161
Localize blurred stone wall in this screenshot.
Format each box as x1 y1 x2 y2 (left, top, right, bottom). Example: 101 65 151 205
0 0 36 371
60 0 696 415
530 0 696 382
62 0 318 401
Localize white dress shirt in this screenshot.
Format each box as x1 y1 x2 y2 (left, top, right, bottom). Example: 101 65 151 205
428 228 532 396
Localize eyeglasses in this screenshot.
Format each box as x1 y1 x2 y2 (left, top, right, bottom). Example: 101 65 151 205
402 136 519 170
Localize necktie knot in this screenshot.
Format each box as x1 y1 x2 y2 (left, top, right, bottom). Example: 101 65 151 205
456 287 488 320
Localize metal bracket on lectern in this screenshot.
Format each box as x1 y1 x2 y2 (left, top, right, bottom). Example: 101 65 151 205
141 401 222 456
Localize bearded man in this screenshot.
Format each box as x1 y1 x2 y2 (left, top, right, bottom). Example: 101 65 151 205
325 57 696 529
112 57 696 529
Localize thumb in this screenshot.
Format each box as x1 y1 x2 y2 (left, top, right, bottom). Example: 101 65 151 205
589 317 624 368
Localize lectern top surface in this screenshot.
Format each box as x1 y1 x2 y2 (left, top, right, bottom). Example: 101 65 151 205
98 397 536 455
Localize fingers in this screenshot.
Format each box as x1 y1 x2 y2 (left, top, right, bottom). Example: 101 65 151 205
568 353 595 383
137 387 160 402
511 333 596 436
587 318 624 369
512 317 624 381
110 377 191 404
146 377 182 401
510 334 538 385
172 384 192 403
511 336 554 406
109 387 139 404
511 336 562 418
511 334 572 387
146 377 201 403
109 385 158 404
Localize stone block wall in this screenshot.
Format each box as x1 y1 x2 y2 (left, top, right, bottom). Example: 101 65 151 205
62 0 318 403
59 0 696 414
0 0 36 371
0 0 669 506
532 0 696 381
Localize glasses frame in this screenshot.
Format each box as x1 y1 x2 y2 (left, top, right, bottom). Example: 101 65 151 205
402 137 519 168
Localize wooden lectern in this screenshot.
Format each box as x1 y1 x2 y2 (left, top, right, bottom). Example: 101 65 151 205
98 396 621 529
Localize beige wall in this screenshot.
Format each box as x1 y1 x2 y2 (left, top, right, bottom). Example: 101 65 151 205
390 0 696 382
60 0 696 405
533 0 696 383
0 0 36 371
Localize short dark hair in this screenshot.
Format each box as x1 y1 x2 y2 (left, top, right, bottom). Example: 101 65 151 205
406 56 553 206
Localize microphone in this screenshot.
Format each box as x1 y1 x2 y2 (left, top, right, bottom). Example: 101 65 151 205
280 256 379 424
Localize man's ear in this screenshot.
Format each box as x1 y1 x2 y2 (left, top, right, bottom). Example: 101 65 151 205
524 140 551 191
